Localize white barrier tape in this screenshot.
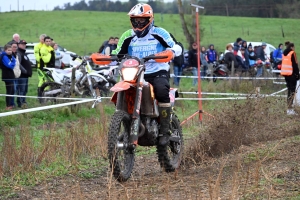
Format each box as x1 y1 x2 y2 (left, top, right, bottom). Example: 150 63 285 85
0 99 95 118
170 74 284 80
179 91 285 97
176 95 285 101
270 88 287 95
273 81 286 85
0 94 111 100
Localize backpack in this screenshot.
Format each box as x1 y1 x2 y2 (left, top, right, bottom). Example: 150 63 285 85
98 40 109 53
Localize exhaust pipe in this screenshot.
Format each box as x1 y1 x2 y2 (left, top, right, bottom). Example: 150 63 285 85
44 89 62 96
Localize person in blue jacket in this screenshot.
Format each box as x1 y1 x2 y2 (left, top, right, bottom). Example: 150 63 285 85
272 43 283 69
0 44 16 110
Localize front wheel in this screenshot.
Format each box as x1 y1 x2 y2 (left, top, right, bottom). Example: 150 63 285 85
40 82 62 104
157 113 183 172
108 110 134 182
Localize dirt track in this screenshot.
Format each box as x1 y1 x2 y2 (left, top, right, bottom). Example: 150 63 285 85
9 136 300 200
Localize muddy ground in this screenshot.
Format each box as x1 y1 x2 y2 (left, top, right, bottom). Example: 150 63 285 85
8 136 300 200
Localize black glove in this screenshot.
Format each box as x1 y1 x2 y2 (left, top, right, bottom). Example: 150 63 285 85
295 74 300 81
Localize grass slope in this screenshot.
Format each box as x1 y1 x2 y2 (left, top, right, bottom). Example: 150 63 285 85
0 11 299 55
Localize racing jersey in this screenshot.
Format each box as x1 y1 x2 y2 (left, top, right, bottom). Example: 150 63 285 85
112 26 182 74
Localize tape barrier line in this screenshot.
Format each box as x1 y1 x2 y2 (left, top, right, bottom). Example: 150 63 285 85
170 74 284 80
178 91 286 98
0 94 111 101
270 88 287 96
0 99 95 118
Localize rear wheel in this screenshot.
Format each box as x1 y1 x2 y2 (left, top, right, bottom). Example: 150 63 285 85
108 111 134 182
157 114 183 172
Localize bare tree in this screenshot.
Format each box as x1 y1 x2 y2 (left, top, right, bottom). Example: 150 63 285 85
177 0 194 48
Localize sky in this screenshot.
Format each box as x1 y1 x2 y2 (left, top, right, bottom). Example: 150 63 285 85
0 0 84 12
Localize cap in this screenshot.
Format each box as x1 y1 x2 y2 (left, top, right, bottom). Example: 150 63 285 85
262 42 267 46
19 40 27 44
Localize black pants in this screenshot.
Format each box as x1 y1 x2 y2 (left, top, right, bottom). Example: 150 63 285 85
144 70 170 103
285 75 297 108
4 81 15 107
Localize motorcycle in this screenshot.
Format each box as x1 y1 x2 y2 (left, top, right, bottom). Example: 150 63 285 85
40 54 111 103
207 54 230 82
93 51 184 182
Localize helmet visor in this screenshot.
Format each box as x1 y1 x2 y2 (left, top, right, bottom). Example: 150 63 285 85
130 17 150 30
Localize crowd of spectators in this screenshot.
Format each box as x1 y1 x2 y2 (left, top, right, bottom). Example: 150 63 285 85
0 33 32 110
0 33 66 110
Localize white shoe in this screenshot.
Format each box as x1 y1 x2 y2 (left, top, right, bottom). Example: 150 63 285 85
287 109 297 115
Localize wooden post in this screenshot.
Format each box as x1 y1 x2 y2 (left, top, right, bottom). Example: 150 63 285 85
70 67 77 113
231 61 234 76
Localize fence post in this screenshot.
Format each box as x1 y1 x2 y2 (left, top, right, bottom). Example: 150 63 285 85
231 61 234 76
70 67 78 113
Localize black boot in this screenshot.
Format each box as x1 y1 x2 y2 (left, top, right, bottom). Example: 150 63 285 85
158 103 171 146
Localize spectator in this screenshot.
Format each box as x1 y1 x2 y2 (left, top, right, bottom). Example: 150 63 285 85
111 37 119 52
234 37 243 49
7 33 20 45
248 43 257 66
224 43 239 71
40 36 55 68
273 43 283 63
200 46 208 78
16 40 32 108
254 42 268 77
206 44 218 77
103 37 115 55
10 42 20 108
241 40 250 70
285 41 290 48
188 42 199 86
172 43 184 86
34 34 47 100
256 42 267 61
0 44 16 110
281 43 299 115
53 42 64 68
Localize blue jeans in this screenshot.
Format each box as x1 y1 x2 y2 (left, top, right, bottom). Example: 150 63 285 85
256 67 263 77
192 67 198 86
201 65 208 78
9 79 17 107
173 65 182 86
16 78 28 107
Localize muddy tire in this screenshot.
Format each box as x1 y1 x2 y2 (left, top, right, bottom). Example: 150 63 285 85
108 110 134 182
40 82 62 104
157 114 183 172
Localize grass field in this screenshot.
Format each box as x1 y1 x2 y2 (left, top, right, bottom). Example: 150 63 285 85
0 11 299 55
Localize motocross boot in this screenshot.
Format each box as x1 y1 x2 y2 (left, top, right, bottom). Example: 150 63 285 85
158 103 172 146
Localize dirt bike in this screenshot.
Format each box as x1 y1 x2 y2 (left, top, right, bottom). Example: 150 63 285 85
206 54 230 82
40 55 112 103
93 51 184 182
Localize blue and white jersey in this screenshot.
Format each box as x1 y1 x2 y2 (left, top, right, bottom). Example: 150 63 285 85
112 27 182 74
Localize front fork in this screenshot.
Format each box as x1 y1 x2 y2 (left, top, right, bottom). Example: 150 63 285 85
129 71 144 149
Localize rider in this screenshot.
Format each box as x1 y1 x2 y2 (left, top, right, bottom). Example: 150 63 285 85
112 3 182 146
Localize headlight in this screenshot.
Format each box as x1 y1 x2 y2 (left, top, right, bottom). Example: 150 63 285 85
121 67 139 81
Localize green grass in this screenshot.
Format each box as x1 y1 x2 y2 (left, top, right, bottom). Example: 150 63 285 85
0 11 299 55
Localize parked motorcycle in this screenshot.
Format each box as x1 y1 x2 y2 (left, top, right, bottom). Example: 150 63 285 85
207 55 230 82
40 54 112 103
93 51 184 182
